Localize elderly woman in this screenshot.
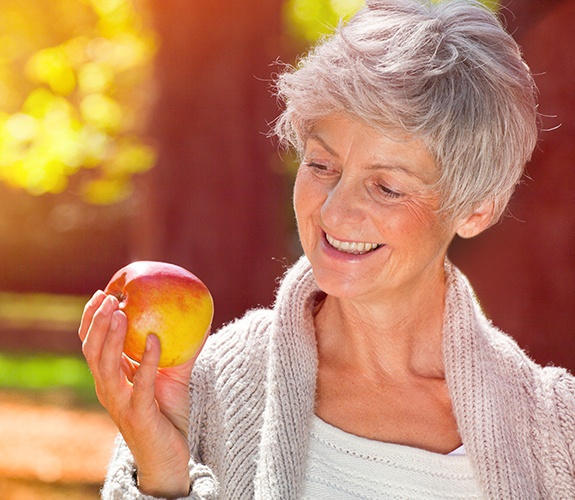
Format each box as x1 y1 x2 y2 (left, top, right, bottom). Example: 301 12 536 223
79 0 575 498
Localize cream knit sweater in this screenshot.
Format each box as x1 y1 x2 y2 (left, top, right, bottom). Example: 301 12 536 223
102 256 575 499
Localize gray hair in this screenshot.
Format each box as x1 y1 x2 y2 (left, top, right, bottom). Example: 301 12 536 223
274 0 538 223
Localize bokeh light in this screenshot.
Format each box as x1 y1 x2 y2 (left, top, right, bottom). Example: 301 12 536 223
0 0 157 203
285 0 499 43
284 0 365 41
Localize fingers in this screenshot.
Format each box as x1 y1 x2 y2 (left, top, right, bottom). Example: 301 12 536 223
78 290 106 342
81 294 120 367
97 310 129 394
79 300 189 481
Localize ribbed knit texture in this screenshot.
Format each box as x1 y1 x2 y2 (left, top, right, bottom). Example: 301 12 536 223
102 256 575 499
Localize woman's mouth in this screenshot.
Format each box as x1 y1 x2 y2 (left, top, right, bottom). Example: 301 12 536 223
325 233 383 255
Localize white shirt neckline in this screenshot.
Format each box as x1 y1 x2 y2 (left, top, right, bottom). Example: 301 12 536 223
301 416 483 499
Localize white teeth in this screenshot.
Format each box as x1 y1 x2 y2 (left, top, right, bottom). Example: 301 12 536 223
326 234 381 255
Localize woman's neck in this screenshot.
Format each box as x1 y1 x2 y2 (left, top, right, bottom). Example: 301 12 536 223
314 274 448 381
312 270 463 453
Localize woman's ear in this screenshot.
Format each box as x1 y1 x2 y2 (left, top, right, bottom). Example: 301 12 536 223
455 199 496 239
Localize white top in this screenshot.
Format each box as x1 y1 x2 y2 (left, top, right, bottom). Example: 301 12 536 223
301 416 484 499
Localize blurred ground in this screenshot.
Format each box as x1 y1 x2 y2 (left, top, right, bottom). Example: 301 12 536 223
0 391 117 500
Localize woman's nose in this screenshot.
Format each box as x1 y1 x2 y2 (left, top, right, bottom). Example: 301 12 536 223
320 178 365 229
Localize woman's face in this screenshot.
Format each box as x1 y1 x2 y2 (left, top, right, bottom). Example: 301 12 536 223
294 114 459 304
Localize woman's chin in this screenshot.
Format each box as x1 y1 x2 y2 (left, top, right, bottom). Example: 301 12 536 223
310 263 381 302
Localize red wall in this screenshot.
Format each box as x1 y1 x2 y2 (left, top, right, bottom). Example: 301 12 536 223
450 0 575 372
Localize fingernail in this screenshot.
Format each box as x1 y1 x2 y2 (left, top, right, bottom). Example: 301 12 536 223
102 295 115 313
146 335 153 351
88 290 103 306
110 311 120 331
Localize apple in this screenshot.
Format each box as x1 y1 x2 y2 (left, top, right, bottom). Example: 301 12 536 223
104 261 214 368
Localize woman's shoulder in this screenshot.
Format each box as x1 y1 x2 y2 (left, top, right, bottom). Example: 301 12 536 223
495 327 575 438
198 255 316 365
480 316 575 401
194 306 275 374
525 365 575 469
536 364 575 416
188 307 275 419
216 306 274 345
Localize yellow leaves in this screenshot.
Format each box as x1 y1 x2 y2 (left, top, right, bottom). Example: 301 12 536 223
430 0 498 7
77 62 114 93
285 0 365 42
5 113 38 142
91 0 135 30
0 0 157 204
286 0 499 43
80 93 123 132
91 0 131 17
82 139 155 204
106 138 156 176
23 88 59 118
480 0 499 10
0 83 155 200
0 94 82 194
26 46 77 96
82 177 131 204
330 0 366 17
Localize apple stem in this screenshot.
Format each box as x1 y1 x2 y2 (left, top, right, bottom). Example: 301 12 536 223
110 292 127 303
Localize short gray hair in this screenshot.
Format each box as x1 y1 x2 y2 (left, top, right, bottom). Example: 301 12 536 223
274 0 538 222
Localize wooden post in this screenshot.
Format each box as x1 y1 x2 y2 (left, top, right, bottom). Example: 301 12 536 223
130 0 294 328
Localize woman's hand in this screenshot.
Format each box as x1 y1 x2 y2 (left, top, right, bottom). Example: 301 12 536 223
78 290 199 498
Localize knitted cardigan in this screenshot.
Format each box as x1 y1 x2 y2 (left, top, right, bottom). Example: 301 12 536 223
102 256 575 500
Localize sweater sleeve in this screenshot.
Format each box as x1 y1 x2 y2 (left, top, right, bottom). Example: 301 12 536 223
553 371 575 468
100 434 218 500
531 367 575 498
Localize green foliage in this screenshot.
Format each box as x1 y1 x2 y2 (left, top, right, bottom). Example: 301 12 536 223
285 0 499 43
0 0 157 203
0 293 96 403
0 352 98 404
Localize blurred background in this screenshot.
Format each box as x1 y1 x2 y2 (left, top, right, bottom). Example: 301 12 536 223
0 0 573 497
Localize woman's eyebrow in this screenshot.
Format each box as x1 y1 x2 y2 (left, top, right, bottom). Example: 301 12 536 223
369 163 438 185
305 133 339 158
368 162 421 178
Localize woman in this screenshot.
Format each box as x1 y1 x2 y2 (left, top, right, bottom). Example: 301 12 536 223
79 0 575 498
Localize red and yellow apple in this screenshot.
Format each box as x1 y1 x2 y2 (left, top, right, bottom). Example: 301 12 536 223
104 261 214 368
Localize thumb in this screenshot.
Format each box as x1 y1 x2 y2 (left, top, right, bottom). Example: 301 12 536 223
131 334 161 412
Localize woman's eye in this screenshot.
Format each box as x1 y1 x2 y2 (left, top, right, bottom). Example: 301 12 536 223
305 161 327 170
304 161 333 176
377 183 402 199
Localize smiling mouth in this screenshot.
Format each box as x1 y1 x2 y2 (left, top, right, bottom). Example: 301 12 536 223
325 234 383 255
